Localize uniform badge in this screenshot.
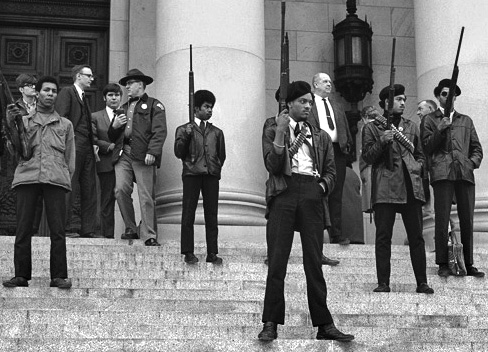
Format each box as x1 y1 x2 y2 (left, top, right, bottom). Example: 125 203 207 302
141 104 147 109
398 127 403 132
156 103 165 110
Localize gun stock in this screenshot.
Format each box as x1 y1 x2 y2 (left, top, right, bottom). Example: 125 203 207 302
444 27 464 118
278 1 289 113
386 38 396 171
189 45 195 123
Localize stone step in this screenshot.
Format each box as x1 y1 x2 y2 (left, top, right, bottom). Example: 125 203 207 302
0 338 483 352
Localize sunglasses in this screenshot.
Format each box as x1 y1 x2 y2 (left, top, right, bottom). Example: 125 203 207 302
23 84 36 89
440 91 449 97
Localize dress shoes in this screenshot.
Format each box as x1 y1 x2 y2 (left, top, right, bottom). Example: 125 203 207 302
321 254 340 266
2 277 28 287
416 283 434 294
80 232 102 238
206 253 223 265
65 232 80 238
184 253 199 264
144 238 161 246
438 264 450 278
258 322 277 341
121 231 138 240
338 238 350 246
467 266 485 278
50 278 72 289
316 323 354 342
373 283 391 292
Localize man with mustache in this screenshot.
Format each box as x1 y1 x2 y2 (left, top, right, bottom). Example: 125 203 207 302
174 90 226 264
258 81 353 342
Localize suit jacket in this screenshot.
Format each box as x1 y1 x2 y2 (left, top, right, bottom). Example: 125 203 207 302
307 96 352 155
55 84 94 146
92 108 115 173
262 117 336 228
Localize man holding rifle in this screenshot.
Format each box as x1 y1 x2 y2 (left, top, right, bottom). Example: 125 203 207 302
422 79 484 278
362 84 433 294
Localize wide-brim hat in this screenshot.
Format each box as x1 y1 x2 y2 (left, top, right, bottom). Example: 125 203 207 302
119 68 153 86
433 78 461 97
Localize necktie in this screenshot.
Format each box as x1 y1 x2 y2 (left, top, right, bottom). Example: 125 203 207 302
199 120 205 132
323 98 335 130
294 123 300 137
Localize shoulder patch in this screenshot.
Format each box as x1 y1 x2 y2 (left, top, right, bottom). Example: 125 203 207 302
156 103 165 111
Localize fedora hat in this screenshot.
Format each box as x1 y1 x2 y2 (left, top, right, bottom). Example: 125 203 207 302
119 68 153 86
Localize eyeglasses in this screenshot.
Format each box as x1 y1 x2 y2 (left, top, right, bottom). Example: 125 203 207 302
22 84 36 89
440 91 449 97
80 73 95 79
126 80 141 86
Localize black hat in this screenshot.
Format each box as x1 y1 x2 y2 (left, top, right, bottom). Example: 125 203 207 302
119 68 153 86
285 81 312 103
433 78 461 97
379 84 405 109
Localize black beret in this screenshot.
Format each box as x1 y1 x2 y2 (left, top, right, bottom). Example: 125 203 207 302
433 78 461 97
378 84 405 109
285 81 312 103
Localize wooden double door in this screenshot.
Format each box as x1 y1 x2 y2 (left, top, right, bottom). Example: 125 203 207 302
0 26 107 111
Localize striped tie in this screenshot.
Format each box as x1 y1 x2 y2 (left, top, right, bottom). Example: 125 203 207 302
288 124 308 157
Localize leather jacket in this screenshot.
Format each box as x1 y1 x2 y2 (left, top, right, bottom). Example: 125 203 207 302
174 121 226 179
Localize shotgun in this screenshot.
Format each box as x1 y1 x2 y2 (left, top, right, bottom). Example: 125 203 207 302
278 1 289 113
386 38 396 171
444 27 464 117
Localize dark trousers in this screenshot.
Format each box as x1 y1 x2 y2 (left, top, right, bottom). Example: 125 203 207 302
433 180 475 266
98 170 116 238
263 174 333 326
373 195 427 286
14 184 68 280
181 174 219 255
67 149 98 235
328 143 346 243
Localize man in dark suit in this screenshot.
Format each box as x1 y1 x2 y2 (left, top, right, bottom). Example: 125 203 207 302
309 72 353 246
91 83 122 239
55 64 99 238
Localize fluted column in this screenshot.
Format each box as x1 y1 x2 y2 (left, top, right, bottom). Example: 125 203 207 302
414 0 488 232
154 0 267 226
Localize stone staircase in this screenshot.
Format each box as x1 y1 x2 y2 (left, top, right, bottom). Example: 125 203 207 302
0 236 487 352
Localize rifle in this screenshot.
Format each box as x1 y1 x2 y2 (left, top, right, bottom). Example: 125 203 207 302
444 27 464 117
278 1 289 113
0 68 31 160
386 38 396 171
188 44 197 163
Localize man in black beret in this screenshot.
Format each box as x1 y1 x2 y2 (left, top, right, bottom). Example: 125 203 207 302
423 79 484 278
362 84 434 294
108 69 167 246
258 81 354 342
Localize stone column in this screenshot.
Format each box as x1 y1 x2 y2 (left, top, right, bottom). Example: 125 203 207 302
414 0 488 232
154 0 267 229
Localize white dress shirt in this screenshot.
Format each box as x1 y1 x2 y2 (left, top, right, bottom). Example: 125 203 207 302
288 120 315 176
314 93 338 142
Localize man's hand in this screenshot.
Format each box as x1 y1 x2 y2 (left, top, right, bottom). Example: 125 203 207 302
437 116 451 131
6 104 21 124
113 113 127 129
275 109 290 132
145 153 156 165
380 130 394 146
93 145 100 162
185 124 193 135
108 143 115 152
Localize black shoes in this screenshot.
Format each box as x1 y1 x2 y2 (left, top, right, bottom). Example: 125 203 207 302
121 230 138 240
206 253 223 265
144 238 161 246
50 278 72 289
317 323 354 342
258 322 277 341
338 238 350 246
2 277 28 287
184 253 199 264
373 283 391 292
438 264 450 278
416 283 434 294
321 254 340 266
467 266 485 278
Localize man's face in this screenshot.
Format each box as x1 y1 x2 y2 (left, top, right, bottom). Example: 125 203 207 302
195 101 213 121
104 92 121 110
19 83 37 99
437 87 455 109
417 101 432 119
386 95 406 114
288 93 313 122
37 82 57 108
125 80 144 98
77 67 94 90
314 74 332 97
